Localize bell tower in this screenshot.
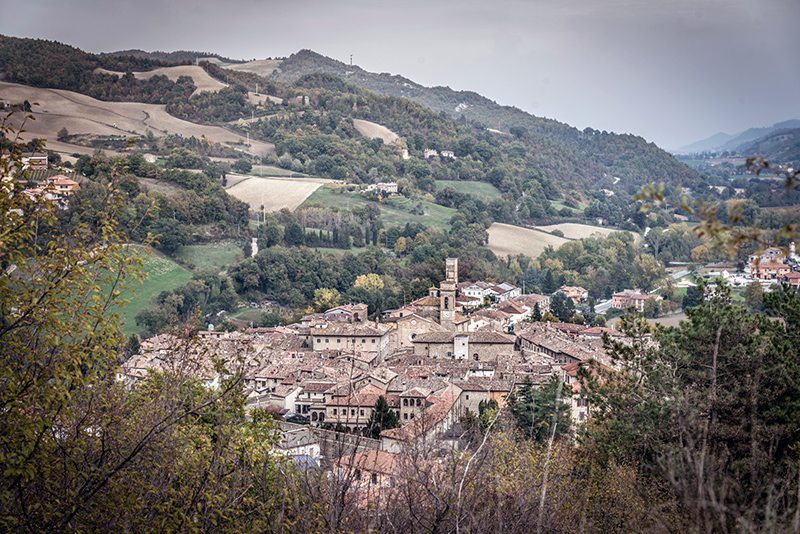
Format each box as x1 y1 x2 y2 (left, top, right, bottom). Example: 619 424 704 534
439 258 458 329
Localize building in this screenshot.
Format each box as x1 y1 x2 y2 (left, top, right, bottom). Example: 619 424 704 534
412 331 515 362
310 322 394 363
611 289 662 312
782 271 800 289
440 150 456 159
558 285 589 304
325 383 399 433
439 258 459 329
21 152 47 170
323 303 369 323
363 182 398 195
753 262 791 281
423 148 438 159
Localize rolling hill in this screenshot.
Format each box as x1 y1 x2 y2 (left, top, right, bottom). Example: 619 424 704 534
677 119 800 154
271 49 699 191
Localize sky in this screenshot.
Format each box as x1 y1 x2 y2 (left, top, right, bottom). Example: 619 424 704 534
3 0 799 150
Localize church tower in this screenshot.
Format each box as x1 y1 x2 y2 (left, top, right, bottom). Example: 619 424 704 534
439 258 458 329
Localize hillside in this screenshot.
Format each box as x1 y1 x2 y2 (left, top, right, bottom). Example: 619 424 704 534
272 50 699 190
738 127 800 165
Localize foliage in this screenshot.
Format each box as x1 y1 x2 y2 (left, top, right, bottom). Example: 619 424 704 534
509 377 571 443
362 395 399 439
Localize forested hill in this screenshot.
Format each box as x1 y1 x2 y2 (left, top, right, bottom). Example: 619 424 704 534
273 49 698 189
738 128 800 166
101 49 244 65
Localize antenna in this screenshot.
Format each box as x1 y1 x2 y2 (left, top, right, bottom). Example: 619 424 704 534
350 54 353 66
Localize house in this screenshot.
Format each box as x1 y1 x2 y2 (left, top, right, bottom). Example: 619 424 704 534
294 380 337 423
21 152 47 170
381 384 461 453
489 282 521 302
558 285 589 304
454 378 513 416
440 150 456 159
276 423 322 463
334 449 401 505
323 303 369 323
363 182 398 195
611 289 662 312
23 175 80 205
423 148 438 159
753 262 791 281
782 271 800 289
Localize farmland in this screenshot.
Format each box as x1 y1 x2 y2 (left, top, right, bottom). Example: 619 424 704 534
434 180 502 201
534 223 621 240
352 119 400 144
302 186 457 231
0 81 274 156
95 65 227 95
487 223 569 258
225 175 331 211
112 246 193 336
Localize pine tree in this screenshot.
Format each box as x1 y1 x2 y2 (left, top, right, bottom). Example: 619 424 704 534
532 302 543 322
363 395 399 439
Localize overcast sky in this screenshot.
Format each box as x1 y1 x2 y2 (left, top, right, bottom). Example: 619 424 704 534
3 0 798 149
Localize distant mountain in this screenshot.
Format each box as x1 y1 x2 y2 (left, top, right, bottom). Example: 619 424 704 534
677 119 800 154
272 50 698 190
738 127 800 166
676 132 735 154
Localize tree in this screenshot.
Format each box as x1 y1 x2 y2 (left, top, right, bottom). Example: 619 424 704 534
353 273 384 291
532 302 543 322
232 158 252 173
633 254 665 292
510 377 571 443
550 291 575 322
744 281 763 310
57 126 69 141
363 396 399 439
283 220 305 246
313 287 341 312
682 285 704 309
643 298 660 318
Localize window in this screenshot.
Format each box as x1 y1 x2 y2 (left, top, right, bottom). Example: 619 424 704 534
361 339 366 343
415 398 421 406
351 409 356 416
372 339 376 344
360 409 365 416
410 413 415 419
355 469 361 480
333 408 337 415
337 338 341 344
465 395 470 400
403 413 408 420
316 338 321 343
403 399 408 406
326 338 330 343
371 473 378 484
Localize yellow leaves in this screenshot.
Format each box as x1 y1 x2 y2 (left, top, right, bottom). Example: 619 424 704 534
353 273 384 291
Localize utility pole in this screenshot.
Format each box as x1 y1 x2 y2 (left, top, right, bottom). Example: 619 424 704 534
350 54 353 66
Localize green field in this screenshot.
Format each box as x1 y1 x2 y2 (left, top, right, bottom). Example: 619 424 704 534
175 242 243 273
113 246 193 336
302 186 457 231
434 180 502 201
247 165 308 177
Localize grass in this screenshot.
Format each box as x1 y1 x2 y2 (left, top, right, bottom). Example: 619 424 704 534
550 199 588 213
434 180 502 201
246 165 308 177
112 246 193 336
302 186 457 231
175 242 243 273
312 246 368 257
